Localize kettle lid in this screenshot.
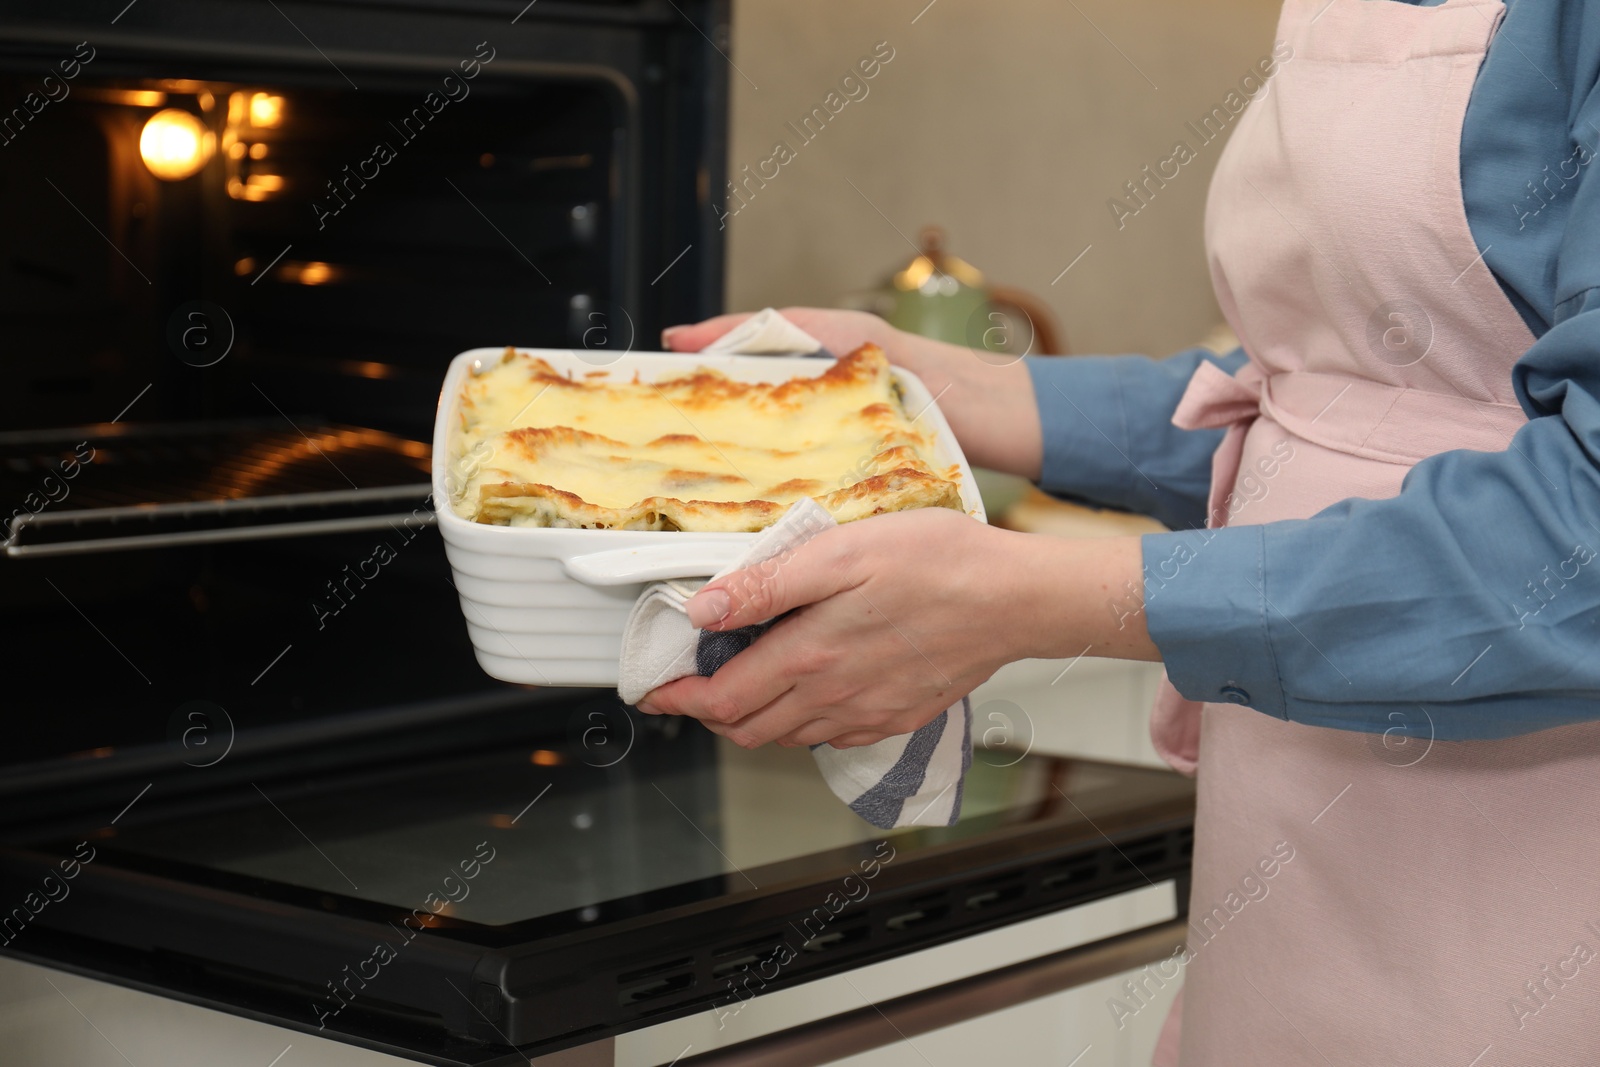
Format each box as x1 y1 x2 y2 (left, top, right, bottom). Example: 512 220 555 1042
892 226 985 291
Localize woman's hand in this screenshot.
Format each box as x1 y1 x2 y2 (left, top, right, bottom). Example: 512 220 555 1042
662 307 1046 481
635 508 1160 749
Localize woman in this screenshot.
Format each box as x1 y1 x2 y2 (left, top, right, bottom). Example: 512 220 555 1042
641 0 1600 1062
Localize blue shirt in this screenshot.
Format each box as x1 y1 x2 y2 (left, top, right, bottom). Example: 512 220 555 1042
1027 0 1600 739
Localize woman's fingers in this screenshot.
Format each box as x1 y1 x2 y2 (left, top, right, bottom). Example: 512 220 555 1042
638 526 863 737
705 687 839 749
827 730 891 749
639 608 835 733
637 665 794 730
660 313 754 352
776 718 851 748
687 528 849 630
766 715 893 748
774 722 889 748
708 714 890 749
704 711 894 750
641 667 823 749
642 511 1025 752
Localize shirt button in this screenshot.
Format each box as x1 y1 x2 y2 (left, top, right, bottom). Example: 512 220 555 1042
1218 685 1251 705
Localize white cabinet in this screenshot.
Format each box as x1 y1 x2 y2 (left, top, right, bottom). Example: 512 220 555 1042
970 657 1168 768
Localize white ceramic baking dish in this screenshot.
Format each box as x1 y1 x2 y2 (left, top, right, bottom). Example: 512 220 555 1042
430 347 986 686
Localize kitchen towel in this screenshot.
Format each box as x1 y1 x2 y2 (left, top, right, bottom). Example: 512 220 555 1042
698 306 830 357
617 497 972 830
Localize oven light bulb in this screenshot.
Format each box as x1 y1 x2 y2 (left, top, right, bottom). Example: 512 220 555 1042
249 92 284 128
139 109 214 180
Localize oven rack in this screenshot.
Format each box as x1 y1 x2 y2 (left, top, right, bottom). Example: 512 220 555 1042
2 420 433 557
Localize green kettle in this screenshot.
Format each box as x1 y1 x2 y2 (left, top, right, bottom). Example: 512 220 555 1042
871 227 1063 517
882 226 1062 360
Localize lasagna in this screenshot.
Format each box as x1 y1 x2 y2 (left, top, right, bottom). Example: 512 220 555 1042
448 344 964 532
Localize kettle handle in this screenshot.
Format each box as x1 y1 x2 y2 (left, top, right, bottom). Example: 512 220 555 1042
987 285 1066 356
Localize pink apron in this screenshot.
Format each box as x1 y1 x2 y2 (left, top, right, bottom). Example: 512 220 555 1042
1147 1 1600 1064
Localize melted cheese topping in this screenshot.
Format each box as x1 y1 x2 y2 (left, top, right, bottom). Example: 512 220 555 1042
449 345 962 531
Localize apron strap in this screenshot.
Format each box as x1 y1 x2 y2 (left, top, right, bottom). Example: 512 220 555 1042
1174 363 1528 472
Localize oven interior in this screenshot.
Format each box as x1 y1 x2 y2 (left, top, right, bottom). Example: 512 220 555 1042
2 73 623 442
0 61 626 809
0 0 725 807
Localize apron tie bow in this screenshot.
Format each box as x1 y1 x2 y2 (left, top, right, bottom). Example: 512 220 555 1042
1172 358 1265 433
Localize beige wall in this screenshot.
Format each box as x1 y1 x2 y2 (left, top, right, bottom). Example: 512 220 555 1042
723 0 1283 358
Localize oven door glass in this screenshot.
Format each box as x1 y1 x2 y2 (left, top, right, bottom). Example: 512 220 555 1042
73 720 1190 937
0 64 632 782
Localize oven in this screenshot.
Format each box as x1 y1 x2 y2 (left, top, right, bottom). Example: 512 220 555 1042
0 3 1194 1064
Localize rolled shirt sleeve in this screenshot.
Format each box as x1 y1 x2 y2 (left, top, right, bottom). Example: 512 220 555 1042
1026 346 1247 532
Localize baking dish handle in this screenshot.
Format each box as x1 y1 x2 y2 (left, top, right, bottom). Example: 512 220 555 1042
562 543 747 586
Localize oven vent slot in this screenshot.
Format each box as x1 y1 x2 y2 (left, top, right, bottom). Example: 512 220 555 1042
1037 830 1191 900
711 951 777 980
710 955 759 980
1106 835 1172 876
884 894 949 933
709 930 791 979
963 877 1025 912
710 932 784 960
799 922 868 954
617 970 695 1006
1040 858 1100 893
616 956 693 985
